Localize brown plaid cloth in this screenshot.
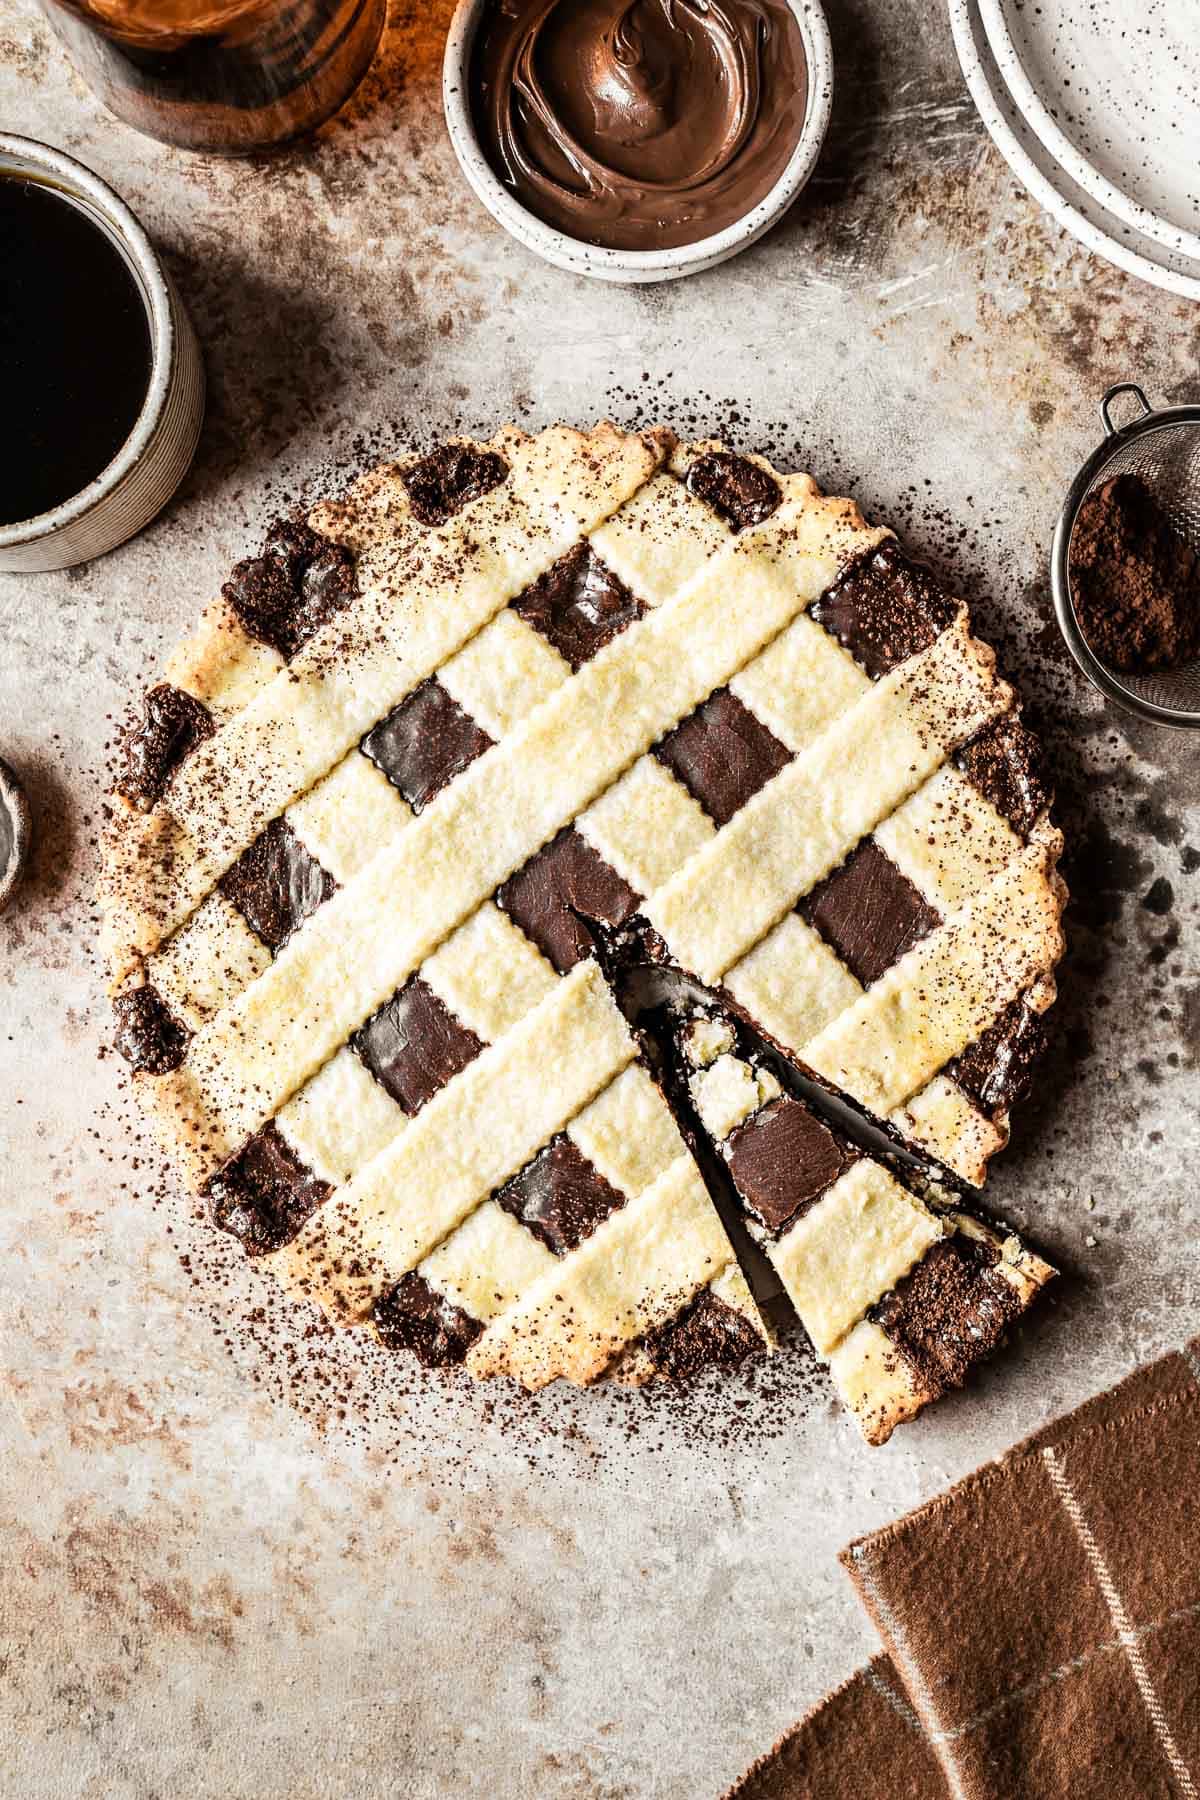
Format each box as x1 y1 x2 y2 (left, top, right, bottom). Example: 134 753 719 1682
727 1339 1200 1800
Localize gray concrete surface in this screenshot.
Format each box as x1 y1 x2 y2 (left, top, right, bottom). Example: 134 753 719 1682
2 2 1199 1795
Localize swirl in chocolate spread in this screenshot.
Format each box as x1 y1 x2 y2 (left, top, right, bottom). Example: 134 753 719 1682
470 0 809 252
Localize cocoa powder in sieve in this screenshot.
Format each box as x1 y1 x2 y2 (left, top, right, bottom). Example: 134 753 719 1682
1069 473 1200 671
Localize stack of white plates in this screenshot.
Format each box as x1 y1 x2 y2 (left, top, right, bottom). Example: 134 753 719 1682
950 0 1200 299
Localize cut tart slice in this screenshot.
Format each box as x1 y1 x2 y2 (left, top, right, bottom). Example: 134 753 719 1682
672 1005 1055 1443
98 422 1064 1414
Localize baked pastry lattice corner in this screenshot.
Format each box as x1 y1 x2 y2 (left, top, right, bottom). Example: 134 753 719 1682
99 422 1066 1441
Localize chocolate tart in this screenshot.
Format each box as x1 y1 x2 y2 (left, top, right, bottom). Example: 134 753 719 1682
99 424 1065 1434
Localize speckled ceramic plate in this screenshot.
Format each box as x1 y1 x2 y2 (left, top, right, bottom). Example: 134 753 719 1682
950 0 1200 301
979 0 1200 263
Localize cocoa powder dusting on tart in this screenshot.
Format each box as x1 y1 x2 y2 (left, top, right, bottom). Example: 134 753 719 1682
117 684 214 811
949 995 1049 1117
205 1122 332 1256
874 1235 1021 1397
374 1273 484 1368
111 984 190 1074
400 443 509 527
223 518 357 660
956 715 1050 839
685 450 782 533
812 541 956 678
642 1288 766 1378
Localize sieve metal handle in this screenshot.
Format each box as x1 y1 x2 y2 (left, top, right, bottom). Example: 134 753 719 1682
1100 382 1152 436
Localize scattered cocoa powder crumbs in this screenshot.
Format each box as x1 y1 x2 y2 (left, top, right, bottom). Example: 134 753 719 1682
1069 473 1200 672
96 1078 829 1479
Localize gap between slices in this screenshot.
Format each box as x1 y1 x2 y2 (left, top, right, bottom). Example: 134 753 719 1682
98 424 1066 1442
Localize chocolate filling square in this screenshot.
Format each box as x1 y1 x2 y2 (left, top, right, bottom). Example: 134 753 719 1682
111 984 189 1075
812 542 957 679
495 1134 626 1256
511 541 645 670
803 840 940 988
686 451 782 533
353 975 483 1116
654 688 793 827
642 1288 764 1379
206 1122 332 1256
219 816 336 953
497 827 641 974
725 1095 853 1234
374 1272 483 1368
956 715 1051 839
948 996 1048 1117
223 519 356 661
873 1235 1021 1398
400 443 509 527
361 677 494 814
116 683 214 812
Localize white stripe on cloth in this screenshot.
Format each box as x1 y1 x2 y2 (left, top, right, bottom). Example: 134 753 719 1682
863 1662 926 1736
1043 1445 1197 1800
849 1542 970 1800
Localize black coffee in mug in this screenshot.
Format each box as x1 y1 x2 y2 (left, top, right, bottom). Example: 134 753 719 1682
0 175 152 526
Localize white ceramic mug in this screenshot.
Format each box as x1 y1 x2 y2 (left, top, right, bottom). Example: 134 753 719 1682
442 0 834 284
0 134 205 573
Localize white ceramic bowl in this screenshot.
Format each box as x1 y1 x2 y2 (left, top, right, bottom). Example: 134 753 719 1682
0 135 205 573
0 757 32 911
948 0 1200 303
442 0 833 284
978 0 1200 265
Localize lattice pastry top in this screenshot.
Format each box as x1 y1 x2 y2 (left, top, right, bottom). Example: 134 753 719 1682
100 422 1065 1426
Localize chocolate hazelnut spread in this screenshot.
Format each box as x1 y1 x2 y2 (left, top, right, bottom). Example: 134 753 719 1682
470 0 809 252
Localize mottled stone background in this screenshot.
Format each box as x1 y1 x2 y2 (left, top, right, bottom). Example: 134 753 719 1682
2 2 1199 1795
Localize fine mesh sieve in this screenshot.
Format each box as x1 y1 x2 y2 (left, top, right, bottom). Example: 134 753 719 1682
1051 383 1200 727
